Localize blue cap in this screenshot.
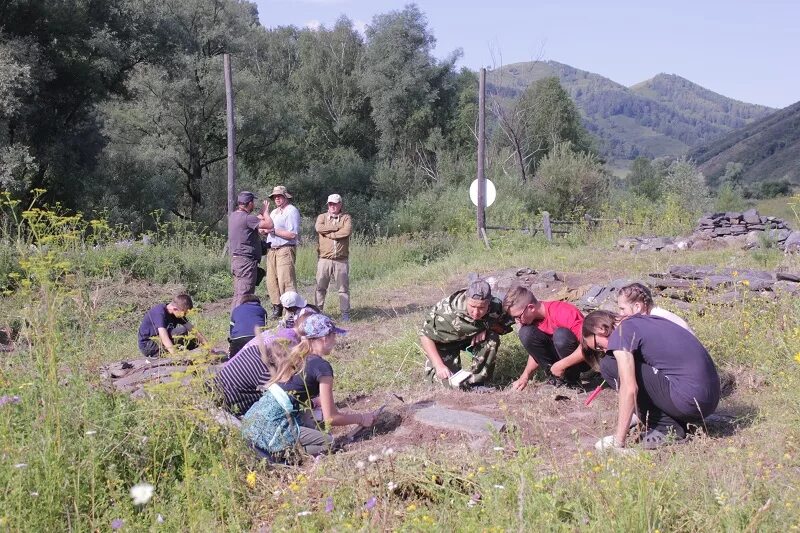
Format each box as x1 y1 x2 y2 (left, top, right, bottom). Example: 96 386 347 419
302 314 347 339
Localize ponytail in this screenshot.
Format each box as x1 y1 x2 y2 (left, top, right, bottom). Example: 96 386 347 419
618 283 654 313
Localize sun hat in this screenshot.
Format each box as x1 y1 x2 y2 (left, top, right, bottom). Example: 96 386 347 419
280 291 307 309
268 185 292 199
302 313 347 339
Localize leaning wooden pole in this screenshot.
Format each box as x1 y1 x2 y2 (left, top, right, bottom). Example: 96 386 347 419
224 53 236 217
476 67 486 241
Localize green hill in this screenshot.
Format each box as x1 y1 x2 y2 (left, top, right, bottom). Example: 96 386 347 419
487 61 775 162
689 100 800 185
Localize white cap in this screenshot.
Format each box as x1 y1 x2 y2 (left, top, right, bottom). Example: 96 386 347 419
327 194 342 204
280 291 307 309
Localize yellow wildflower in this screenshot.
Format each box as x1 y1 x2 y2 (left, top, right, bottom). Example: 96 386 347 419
246 472 256 489
406 504 417 512
794 352 800 364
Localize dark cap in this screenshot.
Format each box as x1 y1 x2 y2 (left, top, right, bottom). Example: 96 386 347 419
467 279 492 300
237 191 256 204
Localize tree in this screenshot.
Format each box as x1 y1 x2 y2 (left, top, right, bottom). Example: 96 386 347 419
627 157 663 200
291 18 376 159
662 157 710 214
360 5 458 162
535 142 609 218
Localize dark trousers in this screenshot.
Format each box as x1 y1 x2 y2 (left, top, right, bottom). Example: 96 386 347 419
139 324 198 357
519 326 589 382
600 355 706 437
229 336 254 358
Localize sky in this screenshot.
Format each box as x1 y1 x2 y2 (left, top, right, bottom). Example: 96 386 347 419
253 0 799 109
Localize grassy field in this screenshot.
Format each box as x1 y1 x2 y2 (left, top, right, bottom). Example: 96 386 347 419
1 210 799 531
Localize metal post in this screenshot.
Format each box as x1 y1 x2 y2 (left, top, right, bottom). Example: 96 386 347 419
224 54 236 216
476 68 486 240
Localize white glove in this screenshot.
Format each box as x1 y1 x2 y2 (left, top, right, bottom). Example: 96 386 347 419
595 435 636 455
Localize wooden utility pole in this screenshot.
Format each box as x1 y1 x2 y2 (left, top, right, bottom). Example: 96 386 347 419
224 53 236 216
476 67 486 241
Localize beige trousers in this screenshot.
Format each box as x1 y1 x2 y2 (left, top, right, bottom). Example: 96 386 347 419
266 246 297 304
314 258 350 314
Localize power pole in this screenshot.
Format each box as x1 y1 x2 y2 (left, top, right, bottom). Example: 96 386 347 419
224 53 236 216
476 67 486 241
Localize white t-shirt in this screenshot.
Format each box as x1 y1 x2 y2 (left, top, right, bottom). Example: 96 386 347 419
650 306 694 335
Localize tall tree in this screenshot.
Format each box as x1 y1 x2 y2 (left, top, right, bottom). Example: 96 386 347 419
360 4 458 162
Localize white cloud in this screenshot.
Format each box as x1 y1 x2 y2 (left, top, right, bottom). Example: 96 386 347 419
305 19 322 31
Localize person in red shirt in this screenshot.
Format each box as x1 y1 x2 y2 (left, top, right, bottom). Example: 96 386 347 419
503 285 590 391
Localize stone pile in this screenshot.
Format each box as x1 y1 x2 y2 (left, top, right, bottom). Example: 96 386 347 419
694 209 799 251
616 209 800 253
572 265 800 313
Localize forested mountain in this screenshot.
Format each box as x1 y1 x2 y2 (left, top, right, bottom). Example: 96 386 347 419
689 100 800 185
488 61 775 161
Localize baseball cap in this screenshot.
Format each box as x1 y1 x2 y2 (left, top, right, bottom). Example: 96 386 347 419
467 279 492 300
327 194 342 204
280 291 307 309
237 191 256 204
302 313 347 339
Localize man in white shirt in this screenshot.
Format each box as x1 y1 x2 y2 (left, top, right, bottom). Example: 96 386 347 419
264 185 301 319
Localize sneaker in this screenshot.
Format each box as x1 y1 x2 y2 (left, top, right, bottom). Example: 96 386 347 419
640 428 685 450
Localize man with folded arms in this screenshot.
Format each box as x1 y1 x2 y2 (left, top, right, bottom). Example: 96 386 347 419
314 193 352 321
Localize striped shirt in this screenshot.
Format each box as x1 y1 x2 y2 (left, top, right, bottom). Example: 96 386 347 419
214 328 299 415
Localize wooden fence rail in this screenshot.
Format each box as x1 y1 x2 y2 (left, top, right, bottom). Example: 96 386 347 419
485 212 648 242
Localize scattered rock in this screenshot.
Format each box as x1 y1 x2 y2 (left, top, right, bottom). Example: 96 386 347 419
413 405 506 436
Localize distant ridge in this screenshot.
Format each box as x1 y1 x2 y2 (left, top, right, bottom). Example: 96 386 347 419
689 100 800 185
487 61 775 162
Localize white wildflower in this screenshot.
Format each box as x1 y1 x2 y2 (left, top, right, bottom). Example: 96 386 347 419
156 514 164 524
493 484 505 490
14 463 27 469
383 448 394 456
367 454 379 463
387 481 397 491
355 460 366 470
85 430 97 436
130 482 154 505
296 511 312 517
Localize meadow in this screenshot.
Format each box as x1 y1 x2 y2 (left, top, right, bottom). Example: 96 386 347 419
0 196 799 531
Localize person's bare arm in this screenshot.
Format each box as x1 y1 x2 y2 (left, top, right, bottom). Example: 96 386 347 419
419 335 452 379
550 345 587 377
613 350 638 446
512 355 539 391
318 377 377 427
157 327 177 355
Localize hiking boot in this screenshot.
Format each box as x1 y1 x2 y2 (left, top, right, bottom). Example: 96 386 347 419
270 304 283 320
640 427 685 449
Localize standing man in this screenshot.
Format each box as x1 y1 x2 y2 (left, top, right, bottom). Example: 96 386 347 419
229 191 272 310
502 285 590 391
265 185 301 320
314 194 352 321
419 280 513 389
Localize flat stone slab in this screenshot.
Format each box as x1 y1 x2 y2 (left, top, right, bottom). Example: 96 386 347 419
413 406 506 436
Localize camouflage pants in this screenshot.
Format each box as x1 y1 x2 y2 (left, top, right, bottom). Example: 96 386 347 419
424 332 501 386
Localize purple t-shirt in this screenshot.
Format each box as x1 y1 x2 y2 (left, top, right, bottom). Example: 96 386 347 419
214 328 298 415
607 315 720 413
228 210 262 261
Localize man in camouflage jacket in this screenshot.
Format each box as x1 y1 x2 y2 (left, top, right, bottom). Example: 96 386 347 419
419 280 514 387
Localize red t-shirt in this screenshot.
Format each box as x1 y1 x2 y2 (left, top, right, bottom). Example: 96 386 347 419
535 301 584 339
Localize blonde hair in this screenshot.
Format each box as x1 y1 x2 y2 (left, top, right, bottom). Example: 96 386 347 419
502 285 538 313
618 283 654 313
263 312 318 385
580 310 620 371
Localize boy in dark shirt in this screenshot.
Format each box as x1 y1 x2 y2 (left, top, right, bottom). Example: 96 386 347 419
138 294 207 357
229 295 267 357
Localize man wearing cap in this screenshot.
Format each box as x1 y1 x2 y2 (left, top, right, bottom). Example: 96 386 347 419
314 194 352 321
229 191 273 310
265 185 301 319
418 280 514 389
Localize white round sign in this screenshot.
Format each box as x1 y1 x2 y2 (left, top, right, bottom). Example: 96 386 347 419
469 178 496 207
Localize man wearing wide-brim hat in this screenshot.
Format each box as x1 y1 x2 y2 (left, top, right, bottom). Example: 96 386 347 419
263 185 301 319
